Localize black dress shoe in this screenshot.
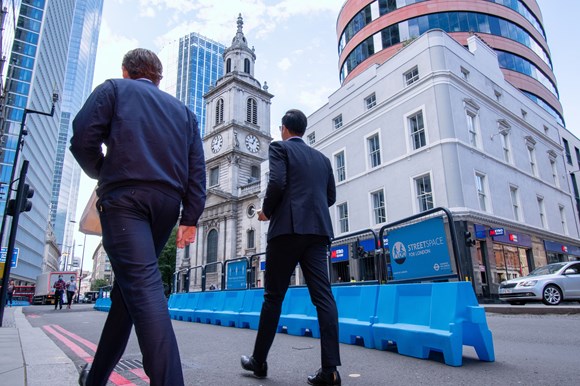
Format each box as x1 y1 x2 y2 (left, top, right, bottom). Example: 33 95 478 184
307 368 341 386
78 363 90 385
240 355 267 378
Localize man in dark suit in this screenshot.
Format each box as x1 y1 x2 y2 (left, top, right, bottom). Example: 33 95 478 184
241 109 341 385
71 48 206 386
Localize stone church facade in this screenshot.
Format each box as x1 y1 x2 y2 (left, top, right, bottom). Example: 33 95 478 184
176 15 273 289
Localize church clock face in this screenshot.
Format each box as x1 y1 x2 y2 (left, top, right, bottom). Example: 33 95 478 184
211 134 223 153
245 134 260 153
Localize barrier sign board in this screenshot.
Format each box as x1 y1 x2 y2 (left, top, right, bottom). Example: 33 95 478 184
0 247 19 268
226 260 247 289
387 217 452 281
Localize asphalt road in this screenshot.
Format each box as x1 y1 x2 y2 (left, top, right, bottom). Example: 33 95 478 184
24 304 580 385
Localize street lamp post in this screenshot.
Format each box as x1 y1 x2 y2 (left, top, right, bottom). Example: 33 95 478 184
78 233 87 302
0 92 59 247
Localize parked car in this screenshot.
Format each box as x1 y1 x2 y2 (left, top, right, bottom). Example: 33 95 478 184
499 261 580 305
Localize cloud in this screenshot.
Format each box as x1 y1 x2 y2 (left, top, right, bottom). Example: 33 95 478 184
92 20 139 87
137 0 341 45
297 86 335 115
277 57 292 71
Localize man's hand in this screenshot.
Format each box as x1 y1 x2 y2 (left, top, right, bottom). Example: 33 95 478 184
257 209 269 221
176 225 197 249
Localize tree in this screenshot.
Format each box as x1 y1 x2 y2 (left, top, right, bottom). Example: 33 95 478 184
158 227 178 296
91 278 109 291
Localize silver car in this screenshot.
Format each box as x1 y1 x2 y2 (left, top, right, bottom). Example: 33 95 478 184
499 261 580 305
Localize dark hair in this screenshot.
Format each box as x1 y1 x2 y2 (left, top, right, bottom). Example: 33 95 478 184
281 109 307 136
122 48 163 86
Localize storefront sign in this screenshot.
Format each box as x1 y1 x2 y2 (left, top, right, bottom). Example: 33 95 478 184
544 240 580 256
387 217 452 281
330 245 349 262
489 228 504 236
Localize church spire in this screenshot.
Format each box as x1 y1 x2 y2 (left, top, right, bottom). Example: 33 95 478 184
223 14 256 76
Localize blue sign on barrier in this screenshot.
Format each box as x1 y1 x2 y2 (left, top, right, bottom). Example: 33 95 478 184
387 217 452 281
226 260 247 289
330 244 349 262
0 247 19 268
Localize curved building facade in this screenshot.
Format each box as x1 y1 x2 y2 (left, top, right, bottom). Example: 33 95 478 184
337 0 563 125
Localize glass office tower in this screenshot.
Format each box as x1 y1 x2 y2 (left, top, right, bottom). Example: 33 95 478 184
0 0 75 282
160 32 225 137
50 0 103 258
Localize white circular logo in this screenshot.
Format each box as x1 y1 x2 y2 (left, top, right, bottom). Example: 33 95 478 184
392 241 407 264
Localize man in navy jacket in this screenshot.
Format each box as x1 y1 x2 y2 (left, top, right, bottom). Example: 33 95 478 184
241 109 341 385
71 48 206 386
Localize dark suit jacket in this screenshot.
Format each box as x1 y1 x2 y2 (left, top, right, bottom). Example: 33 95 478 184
70 78 206 226
262 138 336 241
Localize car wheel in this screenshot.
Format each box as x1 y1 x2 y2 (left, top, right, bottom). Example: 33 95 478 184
542 285 562 305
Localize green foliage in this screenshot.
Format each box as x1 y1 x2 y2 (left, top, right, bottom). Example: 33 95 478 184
159 227 178 295
91 278 109 291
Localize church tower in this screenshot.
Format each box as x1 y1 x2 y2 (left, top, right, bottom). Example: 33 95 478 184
179 14 273 289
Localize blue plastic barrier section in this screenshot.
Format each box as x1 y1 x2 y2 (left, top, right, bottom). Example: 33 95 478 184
118 282 495 366
170 292 201 322
277 287 320 338
332 284 379 348
94 297 111 311
210 290 246 327
193 291 227 324
237 289 264 329
371 282 495 366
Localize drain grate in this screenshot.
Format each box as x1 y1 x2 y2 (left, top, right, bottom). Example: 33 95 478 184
115 359 143 371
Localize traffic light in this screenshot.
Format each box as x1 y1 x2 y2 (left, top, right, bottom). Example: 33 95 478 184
6 183 34 216
464 231 476 247
20 184 34 212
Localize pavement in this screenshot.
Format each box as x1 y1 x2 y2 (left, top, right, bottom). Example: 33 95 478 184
1 302 580 386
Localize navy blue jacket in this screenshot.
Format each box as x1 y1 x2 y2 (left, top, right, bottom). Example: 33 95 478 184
262 138 336 241
70 78 206 226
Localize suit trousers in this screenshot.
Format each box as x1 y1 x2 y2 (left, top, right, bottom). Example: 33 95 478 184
87 186 184 386
252 234 341 368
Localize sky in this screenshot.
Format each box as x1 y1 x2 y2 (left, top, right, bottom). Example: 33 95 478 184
73 0 580 271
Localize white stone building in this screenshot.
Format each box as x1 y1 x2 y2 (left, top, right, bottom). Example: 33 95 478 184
306 30 580 298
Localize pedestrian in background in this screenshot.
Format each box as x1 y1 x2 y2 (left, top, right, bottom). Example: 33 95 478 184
53 275 66 310
241 109 341 385
66 275 77 309
6 279 15 306
71 48 206 386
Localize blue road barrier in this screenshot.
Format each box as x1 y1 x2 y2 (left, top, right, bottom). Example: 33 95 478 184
170 292 200 322
332 284 379 348
237 288 264 329
277 287 320 338
129 282 496 367
94 296 111 311
372 282 494 366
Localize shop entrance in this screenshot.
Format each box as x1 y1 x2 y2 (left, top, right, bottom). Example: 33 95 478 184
332 261 350 283
492 243 532 283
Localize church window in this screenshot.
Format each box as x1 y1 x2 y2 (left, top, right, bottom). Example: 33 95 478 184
251 165 260 180
244 58 251 73
206 229 218 272
215 98 224 125
209 166 219 187
226 58 231 73
247 229 255 249
246 98 258 124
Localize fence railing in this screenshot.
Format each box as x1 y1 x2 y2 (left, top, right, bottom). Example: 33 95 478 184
172 207 463 293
